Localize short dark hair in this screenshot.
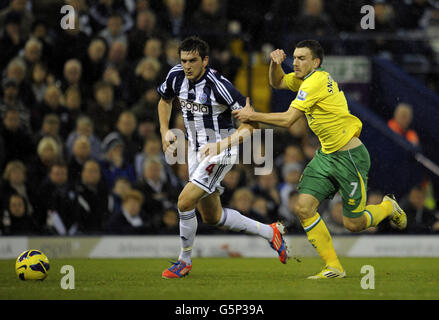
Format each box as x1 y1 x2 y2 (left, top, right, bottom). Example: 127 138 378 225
122 189 144 204
50 161 68 171
9 193 27 212
296 40 324 67
178 36 209 60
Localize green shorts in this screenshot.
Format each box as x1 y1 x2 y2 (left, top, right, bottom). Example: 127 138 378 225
297 144 371 218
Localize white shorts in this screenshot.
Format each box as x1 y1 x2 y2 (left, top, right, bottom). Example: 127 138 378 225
188 145 238 194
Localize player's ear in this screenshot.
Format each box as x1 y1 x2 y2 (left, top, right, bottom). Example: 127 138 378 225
314 57 321 69
203 56 209 68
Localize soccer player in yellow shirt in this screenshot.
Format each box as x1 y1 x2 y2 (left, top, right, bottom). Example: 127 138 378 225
233 40 407 279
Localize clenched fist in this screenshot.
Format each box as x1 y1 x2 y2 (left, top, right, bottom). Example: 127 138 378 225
270 49 287 65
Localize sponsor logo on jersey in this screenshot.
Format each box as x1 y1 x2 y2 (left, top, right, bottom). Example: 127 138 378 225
179 98 209 114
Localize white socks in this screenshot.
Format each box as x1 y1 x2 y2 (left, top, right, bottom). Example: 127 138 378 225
216 208 273 241
178 207 274 265
178 209 198 264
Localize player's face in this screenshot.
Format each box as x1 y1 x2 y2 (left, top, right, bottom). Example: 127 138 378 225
180 50 208 81
293 47 320 79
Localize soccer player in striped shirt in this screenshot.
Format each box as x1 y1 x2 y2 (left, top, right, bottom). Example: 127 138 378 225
233 40 407 279
158 36 288 279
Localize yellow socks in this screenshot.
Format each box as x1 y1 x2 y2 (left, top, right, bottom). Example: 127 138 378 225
363 200 393 228
302 213 343 271
301 202 393 271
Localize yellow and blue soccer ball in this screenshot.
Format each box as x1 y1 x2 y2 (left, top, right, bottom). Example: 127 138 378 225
15 249 50 281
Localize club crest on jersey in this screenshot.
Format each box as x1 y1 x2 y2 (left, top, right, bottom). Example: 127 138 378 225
297 89 308 101
180 99 209 114
198 92 208 104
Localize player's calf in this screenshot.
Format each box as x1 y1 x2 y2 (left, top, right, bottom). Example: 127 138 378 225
200 211 221 225
343 216 368 232
197 191 224 225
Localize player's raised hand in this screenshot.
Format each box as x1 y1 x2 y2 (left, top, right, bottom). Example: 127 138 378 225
232 97 254 123
270 49 287 65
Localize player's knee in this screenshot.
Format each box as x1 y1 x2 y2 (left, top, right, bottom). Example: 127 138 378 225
295 202 314 221
198 205 221 225
177 194 196 213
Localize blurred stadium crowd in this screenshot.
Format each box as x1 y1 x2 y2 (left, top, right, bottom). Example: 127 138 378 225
0 0 439 236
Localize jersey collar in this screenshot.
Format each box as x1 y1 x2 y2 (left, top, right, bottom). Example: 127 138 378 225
303 67 324 80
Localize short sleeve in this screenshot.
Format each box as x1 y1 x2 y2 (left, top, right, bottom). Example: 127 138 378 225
283 72 303 92
290 75 325 113
223 78 246 111
209 70 246 110
157 65 182 100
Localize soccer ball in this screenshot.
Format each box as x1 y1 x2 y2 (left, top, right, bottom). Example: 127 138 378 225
15 249 50 281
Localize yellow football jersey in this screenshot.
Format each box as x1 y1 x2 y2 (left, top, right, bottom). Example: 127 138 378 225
283 68 362 154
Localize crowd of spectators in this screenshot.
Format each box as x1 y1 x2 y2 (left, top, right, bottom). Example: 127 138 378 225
1 0 438 236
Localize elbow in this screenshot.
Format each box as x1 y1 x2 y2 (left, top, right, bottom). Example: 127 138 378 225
269 75 285 90
268 77 278 89
269 80 280 90
276 114 293 128
268 79 275 88
283 108 299 128
284 116 296 128
282 120 292 128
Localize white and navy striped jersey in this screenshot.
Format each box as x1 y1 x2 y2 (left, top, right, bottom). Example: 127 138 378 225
157 64 246 151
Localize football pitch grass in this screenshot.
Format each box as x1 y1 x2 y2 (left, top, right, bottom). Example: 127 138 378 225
1 257 439 300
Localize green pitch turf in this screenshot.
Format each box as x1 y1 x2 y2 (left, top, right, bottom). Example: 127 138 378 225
1 257 438 300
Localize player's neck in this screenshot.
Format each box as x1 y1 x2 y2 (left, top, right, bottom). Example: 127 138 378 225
190 67 207 83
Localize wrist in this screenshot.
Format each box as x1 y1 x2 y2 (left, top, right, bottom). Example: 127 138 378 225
270 59 283 66
248 110 257 122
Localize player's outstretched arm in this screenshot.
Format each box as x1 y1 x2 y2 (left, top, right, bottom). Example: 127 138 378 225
158 97 176 153
200 122 258 160
200 98 259 159
232 99 304 128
